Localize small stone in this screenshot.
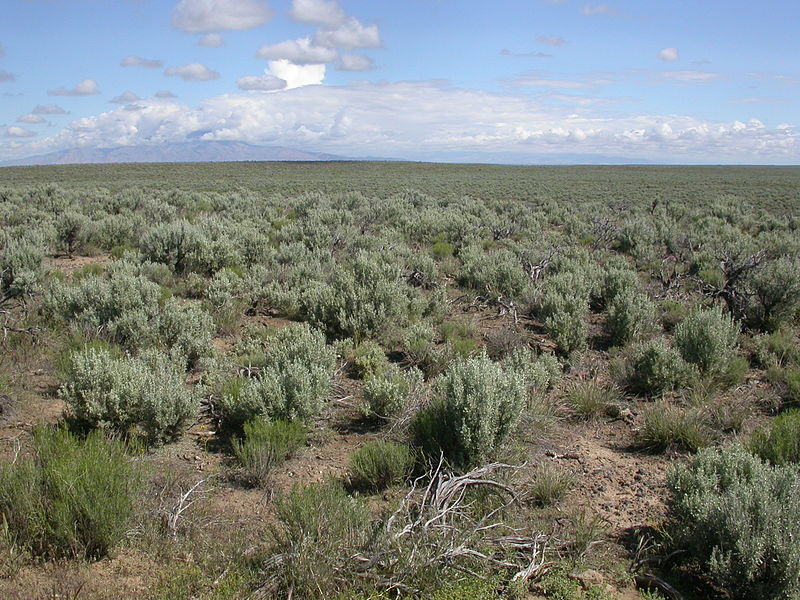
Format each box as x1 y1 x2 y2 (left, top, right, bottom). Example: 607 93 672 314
571 569 605 588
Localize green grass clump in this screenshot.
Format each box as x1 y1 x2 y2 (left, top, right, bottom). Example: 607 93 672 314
637 402 714 453
523 462 574 507
565 380 620 420
232 419 307 487
750 409 800 466
348 440 414 492
0 426 140 559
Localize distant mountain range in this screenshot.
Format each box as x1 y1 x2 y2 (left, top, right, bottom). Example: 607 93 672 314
0 141 353 167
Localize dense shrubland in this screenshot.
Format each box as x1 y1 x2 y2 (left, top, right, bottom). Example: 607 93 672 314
0 165 799 598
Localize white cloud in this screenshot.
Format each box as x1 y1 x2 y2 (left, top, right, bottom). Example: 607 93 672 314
164 63 220 81
8 81 796 164
121 55 163 68
257 37 338 64
0 70 15 83
582 3 615 15
236 73 287 91
198 33 224 47
48 78 99 96
501 49 553 59
267 60 325 89
336 54 375 71
537 35 567 46
657 48 679 62
289 0 346 28
314 17 380 50
155 90 178 98
662 70 720 83
171 0 273 33
110 91 141 104
17 114 46 124
5 126 36 138
32 104 66 115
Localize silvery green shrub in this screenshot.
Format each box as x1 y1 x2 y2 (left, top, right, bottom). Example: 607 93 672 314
139 220 205 275
503 348 562 391
301 252 415 341
747 257 800 332
362 366 424 420
539 285 588 356
457 245 529 298
667 445 800 600
0 236 44 305
674 306 740 374
216 324 336 432
414 352 527 469
607 288 657 346
601 265 640 308
59 347 197 444
54 210 92 256
628 338 695 396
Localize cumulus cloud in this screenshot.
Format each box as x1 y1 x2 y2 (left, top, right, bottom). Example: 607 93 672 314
662 70 720 83
582 3 615 15
314 17 380 50
5 126 36 138
32 104 66 115
289 0 346 28
198 33 224 47
172 0 273 32
537 35 567 46
16 114 46 124
336 54 375 71
657 47 679 62
267 60 325 89
121 55 163 68
48 78 99 96
155 90 178 99
236 73 287 91
0 70 15 83
110 91 141 104
257 37 338 64
164 63 220 81
10 81 796 165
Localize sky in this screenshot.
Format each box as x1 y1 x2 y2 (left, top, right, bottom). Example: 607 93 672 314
1 0 799 164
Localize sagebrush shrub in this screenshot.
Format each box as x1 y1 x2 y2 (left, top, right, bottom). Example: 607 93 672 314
539 290 587 356
0 237 44 306
606 288 656 347
362 366 424 420
674 306 740 374
54 210 92 256
350 339 390 380
413 353 527 469
216 324 336 433
667 445 800 599
0 426 140 559
748 258 800 332
627 338 695 396
349 440 414 492
750 409 800 466
503 348 562 392
457 246 529 298
59 347 197 444
232 419 306 487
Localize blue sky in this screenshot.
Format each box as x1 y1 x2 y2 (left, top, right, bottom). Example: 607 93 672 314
1 0 798 163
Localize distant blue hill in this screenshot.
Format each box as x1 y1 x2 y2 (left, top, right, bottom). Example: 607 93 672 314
0 141 353 167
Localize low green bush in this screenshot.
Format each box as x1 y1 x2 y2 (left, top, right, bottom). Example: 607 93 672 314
0 426 140 559
349 440 414 492
674 306 740 375
667 445 800 599
59 347 197 444
627 338 695 397
216 324 336 433
271 482 371 600
750 409 800 466
412 353 527 469
606 288 656 346
362 366 424 420
351 339 390 380
753 329 799 370
232 419 306 487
